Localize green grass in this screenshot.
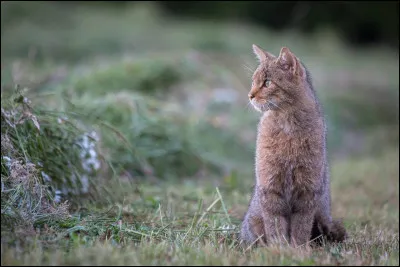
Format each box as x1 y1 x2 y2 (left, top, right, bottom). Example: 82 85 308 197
1 147 399 265
1 2 399 266
65 57 188 97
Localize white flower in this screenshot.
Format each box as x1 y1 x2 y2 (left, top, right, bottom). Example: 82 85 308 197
54 190 62 203
2 156 12 168
80 175 89 194
41 171 52 182
57 116 68 124
89 131 99 142
65 130 101 194
219 224 236 234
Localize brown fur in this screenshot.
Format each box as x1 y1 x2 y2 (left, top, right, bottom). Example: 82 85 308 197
240 45 347 248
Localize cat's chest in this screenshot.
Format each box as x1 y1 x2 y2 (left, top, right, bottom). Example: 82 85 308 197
255 116 322 163
254 117 324 191
256 131 306 161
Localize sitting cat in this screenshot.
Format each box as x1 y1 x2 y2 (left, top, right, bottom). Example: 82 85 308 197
240 44 347 247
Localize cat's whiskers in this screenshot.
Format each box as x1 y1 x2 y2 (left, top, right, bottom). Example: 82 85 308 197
245 101 253 112
265 102 271 111
242 63 255 77
246 100 260 114
246 101 252 110
267 100 283 111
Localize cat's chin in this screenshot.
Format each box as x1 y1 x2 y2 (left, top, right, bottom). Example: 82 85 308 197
251 101 269 113
253 105 264 113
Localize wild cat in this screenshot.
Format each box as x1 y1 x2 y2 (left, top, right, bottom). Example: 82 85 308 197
240 44 347 247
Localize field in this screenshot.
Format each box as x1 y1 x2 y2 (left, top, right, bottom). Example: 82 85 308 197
1 2 399 265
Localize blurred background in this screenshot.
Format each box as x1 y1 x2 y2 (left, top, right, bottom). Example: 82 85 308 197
1 0 399 229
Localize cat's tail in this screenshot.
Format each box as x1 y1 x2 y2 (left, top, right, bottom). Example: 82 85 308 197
311 218 347 245
328 219 347 242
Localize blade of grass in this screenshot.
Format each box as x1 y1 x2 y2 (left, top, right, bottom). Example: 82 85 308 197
216 187 231 225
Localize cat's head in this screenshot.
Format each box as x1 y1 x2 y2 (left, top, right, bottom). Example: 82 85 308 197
248 44 308 113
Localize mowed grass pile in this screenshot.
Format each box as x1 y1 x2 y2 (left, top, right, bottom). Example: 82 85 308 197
1 89 81 227
0 84 234 227
1 2 399 266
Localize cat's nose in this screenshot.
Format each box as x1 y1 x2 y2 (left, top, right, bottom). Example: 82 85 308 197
248 93 255 99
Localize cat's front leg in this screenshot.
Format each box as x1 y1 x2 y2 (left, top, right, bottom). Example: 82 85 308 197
263 213 290 245
290 197 316 248
258 187 290 245
240 210 266 247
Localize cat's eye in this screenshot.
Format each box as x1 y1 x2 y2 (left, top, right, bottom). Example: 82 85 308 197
264 80 271 87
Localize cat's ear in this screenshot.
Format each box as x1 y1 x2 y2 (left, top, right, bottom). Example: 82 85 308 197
252 44 275 63
277 47 296 71
277 47 303 76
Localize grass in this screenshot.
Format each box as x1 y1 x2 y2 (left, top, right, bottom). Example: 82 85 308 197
1 147 399 265
1 2 399 266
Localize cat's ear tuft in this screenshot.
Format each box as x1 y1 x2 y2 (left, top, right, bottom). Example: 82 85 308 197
252 44 274 63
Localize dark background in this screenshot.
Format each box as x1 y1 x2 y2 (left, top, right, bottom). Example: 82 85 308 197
2 1 399 49
159 1 399 49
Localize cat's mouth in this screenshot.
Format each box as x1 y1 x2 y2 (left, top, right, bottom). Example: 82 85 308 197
250 99 270 112
251 98 281 113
